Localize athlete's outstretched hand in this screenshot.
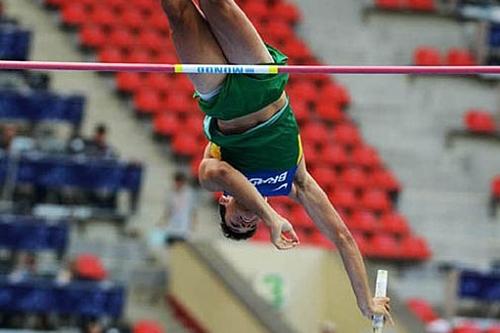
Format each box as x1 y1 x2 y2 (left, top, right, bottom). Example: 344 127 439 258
269 216 300 250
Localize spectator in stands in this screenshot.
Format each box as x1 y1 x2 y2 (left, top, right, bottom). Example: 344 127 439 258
8 252 37 281
85 123 117 158
0 124 17 151
159 171 197 246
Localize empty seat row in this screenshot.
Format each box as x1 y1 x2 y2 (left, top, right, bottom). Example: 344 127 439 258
414 46 477 66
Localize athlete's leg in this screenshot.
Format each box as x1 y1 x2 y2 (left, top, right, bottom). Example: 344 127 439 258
199 0 273 64
160 0 227 93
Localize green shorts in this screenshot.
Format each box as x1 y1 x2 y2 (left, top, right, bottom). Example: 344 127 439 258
196 45 289 121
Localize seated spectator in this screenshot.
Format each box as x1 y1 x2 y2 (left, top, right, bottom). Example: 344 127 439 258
0 124 17 151
8 252 37 281
85 123 117 158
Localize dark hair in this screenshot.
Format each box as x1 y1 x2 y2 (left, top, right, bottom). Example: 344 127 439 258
95 123 107 135
219 204 256 241
174 171 188 183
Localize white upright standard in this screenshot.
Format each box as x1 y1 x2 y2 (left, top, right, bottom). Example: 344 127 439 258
372 270 389 333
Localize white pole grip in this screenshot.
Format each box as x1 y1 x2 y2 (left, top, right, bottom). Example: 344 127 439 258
372 270 388 332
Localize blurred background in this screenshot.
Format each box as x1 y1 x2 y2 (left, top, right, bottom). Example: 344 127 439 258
0 0 497 332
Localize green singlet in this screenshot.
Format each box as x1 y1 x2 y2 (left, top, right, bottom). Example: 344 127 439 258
197 45 302 196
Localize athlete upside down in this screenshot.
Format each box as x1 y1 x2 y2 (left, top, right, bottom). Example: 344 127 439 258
160 0 392 322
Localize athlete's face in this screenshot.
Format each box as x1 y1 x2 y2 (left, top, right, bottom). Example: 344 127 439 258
219 195 260 233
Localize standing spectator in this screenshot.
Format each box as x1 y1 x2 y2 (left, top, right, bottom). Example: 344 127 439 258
159 172 197 246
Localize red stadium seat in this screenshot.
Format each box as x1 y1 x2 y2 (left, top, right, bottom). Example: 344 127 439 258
319 143 350 169
171 133 199 158
331 123 362 148
369 168 401 194
375 0 403 10
302 142 322 166
89 5 117 29
282 38 312 64
109 28 136 50
289 99 311 124
163 94 194 117
289 205 315 229
126 48 154 64
134 89 163 115
406 298 439 324
301 122 330 147
61 3 88 26
408 0 435 11
241 2 269 21
360 189 392 214
74 253 107 281
339 167 369 192
380 212 410 236
148 12 171 35
451 323 481 333
98 46 124 63
485 326 500 333
492 175 500 198
351 145 382 170
310 166 337 192
271 2 301 26
79 24 107 49
446 48 476 66
329 185 358 212
349 210 378 233
133 320 164 333
153 113 181 137
400 236 431 261
464 109 496 134
262 20 295 45
287 81 318 105
308 231 335 250
367 234 400 259
144 73 174 95
120 8 146 31
352 232 369 254
116 72 144 94
320 84 351 108
137 29 168 54
414 46 442 66
316 104 345 123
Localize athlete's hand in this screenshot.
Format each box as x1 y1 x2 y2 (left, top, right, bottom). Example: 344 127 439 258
365 297 394 326
269 216 300 250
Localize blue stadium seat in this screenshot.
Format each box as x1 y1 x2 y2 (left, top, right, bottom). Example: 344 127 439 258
0 24 31 60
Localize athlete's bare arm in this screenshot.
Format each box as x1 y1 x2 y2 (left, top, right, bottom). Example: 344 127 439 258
289 159 392 321
199 145 299 250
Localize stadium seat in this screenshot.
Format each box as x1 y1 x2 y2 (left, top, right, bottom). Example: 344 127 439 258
308 231 335 250
61 3 88 26
289 205 315 229
98 46 124 63
446 48 476 66
74 253 107 281
79 24 107 49
310 165 337 192
120 8 146 31
271 2 301 26
126 48 154 63
163 94 194 117
331 123 362 148
351 145 382 170
406 298 439 324
89 4 117 29
492 175 500 199
287 81 318 105
339 166 369 192
137 29 167 54
451 323 481 333
349 210 379 233
408 0 435 12
320 84 351 108
375 0 403 10
485 326 500 333
319 143 350 169
134 88 163 115
171 132 200 159
153 113 180 138
116 72 144 94
329 185 358 212
289 99 311 124
380 212 410 236
352 232 369 254
360 189 392 214
301 122 330 147
302 142 322 166
316 104 345 123
133 320 164 333
109 28 136 50
414 46 442 66
369 168 401 194
464 109 496 134
367 233 400 258
400 236 431 260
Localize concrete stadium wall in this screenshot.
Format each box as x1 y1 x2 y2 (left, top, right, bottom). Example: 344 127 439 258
212 242 412 333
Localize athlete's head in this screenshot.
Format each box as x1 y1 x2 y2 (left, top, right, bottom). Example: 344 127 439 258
218 195 258 240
